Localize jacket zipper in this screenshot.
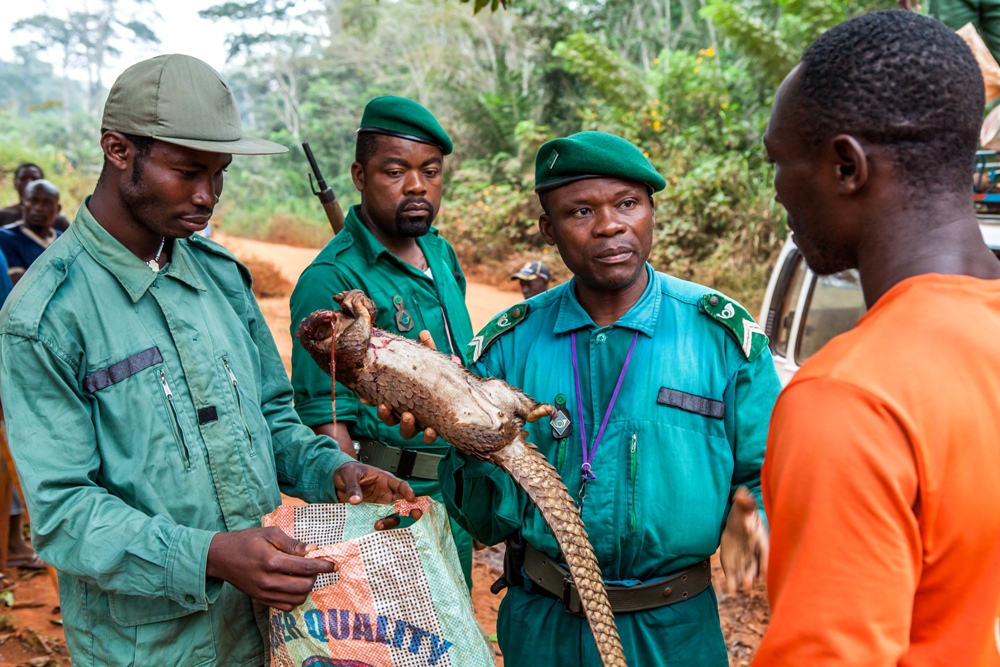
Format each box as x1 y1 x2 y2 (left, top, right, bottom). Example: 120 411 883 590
160 370 192 470
223 357 256 457
629 432 637 534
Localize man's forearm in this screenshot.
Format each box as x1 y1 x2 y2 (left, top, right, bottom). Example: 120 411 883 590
311 422 358 459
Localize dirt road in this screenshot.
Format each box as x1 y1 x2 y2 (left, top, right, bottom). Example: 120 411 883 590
216 233 523 371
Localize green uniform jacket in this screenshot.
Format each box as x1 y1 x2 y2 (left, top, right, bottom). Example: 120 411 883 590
0 200 353 667
439 266 782 667
289 204 476 585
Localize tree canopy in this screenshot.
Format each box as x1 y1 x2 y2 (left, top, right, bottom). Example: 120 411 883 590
0 0 893 305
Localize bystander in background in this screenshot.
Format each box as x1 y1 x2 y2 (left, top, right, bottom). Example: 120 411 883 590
510 260 551 299
0 180 62 285
0 164 69 232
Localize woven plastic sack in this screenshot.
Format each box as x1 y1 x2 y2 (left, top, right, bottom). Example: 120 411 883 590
263 496 496 667
958 22 1000 105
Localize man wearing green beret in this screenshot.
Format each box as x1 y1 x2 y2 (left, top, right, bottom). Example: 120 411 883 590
387 131 780 665
0 55 416 666
290 96 476 586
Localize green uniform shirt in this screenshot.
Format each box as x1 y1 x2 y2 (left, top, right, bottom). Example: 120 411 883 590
439 266 782 667
0 199 353 667
289 204 474 453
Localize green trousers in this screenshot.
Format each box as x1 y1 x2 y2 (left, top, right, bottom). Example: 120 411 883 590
407 476 473 589
496 585 728 667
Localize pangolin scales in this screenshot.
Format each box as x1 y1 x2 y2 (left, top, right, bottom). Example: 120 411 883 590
295 290 627 667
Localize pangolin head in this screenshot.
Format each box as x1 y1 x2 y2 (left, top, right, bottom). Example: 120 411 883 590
294 309 338 374
295 290 379 378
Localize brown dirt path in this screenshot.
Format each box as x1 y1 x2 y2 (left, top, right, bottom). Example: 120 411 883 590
215 233 523 372
0 566 68 666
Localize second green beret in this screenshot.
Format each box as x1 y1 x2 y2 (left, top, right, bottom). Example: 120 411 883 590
358 96 453 155
534 131 666 194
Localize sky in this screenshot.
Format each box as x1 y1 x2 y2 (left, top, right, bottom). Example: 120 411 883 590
0 0 233 81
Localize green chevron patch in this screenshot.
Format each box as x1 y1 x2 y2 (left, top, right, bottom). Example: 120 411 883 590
467 302 530 363
701 293 768 362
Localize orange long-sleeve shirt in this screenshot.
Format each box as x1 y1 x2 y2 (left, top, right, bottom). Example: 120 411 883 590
755 274 1000 667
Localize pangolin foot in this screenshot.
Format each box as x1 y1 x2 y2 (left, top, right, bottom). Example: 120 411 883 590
334 290 378 320
526 403 556 423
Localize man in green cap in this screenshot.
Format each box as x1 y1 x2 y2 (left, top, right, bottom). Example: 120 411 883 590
385 131 780 665
0 55 415 666
290 95 476 587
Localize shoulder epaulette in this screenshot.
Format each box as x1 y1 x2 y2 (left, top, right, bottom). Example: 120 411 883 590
467 302 529 363
700 293 768 362
185 234 252 286
186 233 239 262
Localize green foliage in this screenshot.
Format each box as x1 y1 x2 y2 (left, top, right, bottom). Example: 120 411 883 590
701 0 895 87
552 33 646 114
699 1 796 85
0 107 101 218
0 0 872 303
13 0 160 113
0 48 88 114
462 0 508 12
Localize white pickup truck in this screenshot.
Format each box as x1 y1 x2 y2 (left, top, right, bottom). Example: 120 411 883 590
757 214 1000 385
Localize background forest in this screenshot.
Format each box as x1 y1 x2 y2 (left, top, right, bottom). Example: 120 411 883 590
0 0 893 307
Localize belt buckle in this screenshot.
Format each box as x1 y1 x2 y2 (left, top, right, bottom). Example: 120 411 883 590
560 575 584 617
395 449 418 478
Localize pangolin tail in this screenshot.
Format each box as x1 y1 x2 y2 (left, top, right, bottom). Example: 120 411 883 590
493 437 628 667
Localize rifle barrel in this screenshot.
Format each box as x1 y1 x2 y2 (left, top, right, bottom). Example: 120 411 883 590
302 142 327 190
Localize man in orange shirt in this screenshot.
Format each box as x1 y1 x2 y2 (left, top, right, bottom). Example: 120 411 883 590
756 10 1000 667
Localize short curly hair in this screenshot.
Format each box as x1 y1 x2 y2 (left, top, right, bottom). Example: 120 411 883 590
355 132 382 166
795 10 984 192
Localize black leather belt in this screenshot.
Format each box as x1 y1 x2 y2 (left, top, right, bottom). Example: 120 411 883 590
522 543 712 616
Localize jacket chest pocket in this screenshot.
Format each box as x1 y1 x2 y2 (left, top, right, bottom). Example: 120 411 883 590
220 355 257 459
653 385 728 439
215 353 272 462
84 348 198 475
156 367 194 471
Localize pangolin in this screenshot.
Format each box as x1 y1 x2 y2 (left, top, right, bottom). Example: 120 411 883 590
295 289 628 667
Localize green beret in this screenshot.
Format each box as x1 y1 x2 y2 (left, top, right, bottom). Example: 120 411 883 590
358 96 453 155
534 131 666 194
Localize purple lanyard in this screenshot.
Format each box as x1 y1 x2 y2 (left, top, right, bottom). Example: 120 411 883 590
570 330 639 503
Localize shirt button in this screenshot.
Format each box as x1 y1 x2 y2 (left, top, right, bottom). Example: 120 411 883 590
184 594 196 604
596 333 607 343
709 295 719 307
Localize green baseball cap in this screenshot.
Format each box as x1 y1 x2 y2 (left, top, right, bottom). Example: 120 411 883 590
534 131 666 194
358 96 453 155
102 54 287 155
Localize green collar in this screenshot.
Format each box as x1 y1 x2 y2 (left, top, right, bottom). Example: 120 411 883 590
341 205 383 265
343 205 440 273
552 264 658 337
73 196 207 304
